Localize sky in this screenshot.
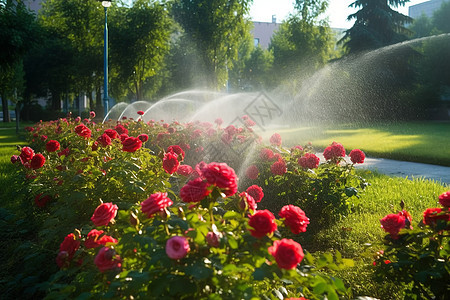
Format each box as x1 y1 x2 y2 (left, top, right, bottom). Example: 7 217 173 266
249 0 430 29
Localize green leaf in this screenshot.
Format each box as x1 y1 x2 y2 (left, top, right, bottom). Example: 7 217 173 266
185 262 213 280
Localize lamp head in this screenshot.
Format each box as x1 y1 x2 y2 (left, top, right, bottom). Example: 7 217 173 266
101 1 111 8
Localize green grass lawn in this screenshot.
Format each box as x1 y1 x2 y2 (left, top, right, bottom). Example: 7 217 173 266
261 121 450 166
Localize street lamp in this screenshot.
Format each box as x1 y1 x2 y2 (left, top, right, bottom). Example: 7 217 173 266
102 0 111 118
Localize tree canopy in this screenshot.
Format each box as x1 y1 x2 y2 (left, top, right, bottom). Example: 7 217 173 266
340 0 412 54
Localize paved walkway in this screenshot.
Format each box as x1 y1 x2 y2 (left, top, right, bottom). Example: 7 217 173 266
314 153 450 185
353 157 450 185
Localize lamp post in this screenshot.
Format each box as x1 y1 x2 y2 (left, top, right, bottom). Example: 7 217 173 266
102 0 111 118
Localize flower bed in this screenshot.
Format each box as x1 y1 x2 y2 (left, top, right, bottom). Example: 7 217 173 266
10 111 449 299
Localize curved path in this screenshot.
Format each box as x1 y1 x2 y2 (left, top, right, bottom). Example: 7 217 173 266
353 157 450 185
314 153 450 185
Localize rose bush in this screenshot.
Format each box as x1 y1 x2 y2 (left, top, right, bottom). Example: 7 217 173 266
374 195 450 299
9 114 357 299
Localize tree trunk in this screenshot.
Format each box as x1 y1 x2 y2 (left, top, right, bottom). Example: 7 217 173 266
88 92 94 111
1 93 11 122
95 86 102 114
51 91 61 111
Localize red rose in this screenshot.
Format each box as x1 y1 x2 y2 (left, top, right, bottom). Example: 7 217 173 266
85 229 105 249
269 133 282 147
138 134 149 142
206 231 221 248
246 185 264 203
120 133 129 142
177 164 193 176
298 153 320 169
163 151 179 174
34 193 51 207
58 147 70 157
245 165 259 180
57 233 80 268
268 239 304 270
202 162 238 197
104 129 119 139
85 229 118 249
180 178 211 203
380 213 406 239
141 192 173 218
97 133 112 147
248 210 277 238
349 149 365 164
137 110 144 115
10 155 19 164
323 141 345 161
20 146 34 162
167 145 185 159
91 202 118 227
279 205 310 234
46 140 60 152
439 191 450 207
260 148 274 161
115 124 128 135
238 192 257 212
94 247 122 273
271 160 287 176
122 136 142 152
74 124 91 138
423 207 450 226
30 153 45 169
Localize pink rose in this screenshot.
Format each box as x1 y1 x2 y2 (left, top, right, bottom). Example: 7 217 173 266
269 133 282 147
166 236 190 259
91 202 118 227
245 165 259 180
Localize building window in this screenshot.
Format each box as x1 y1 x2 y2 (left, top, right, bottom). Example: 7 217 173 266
254 38 260 47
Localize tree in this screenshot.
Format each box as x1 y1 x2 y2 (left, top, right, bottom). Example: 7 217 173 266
409 14 433 38
432 0 450 33
269 0 334 86
0 0 36 122
39 0 105 111
340 0 412 54
109 0 172 101
171 0 252 90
